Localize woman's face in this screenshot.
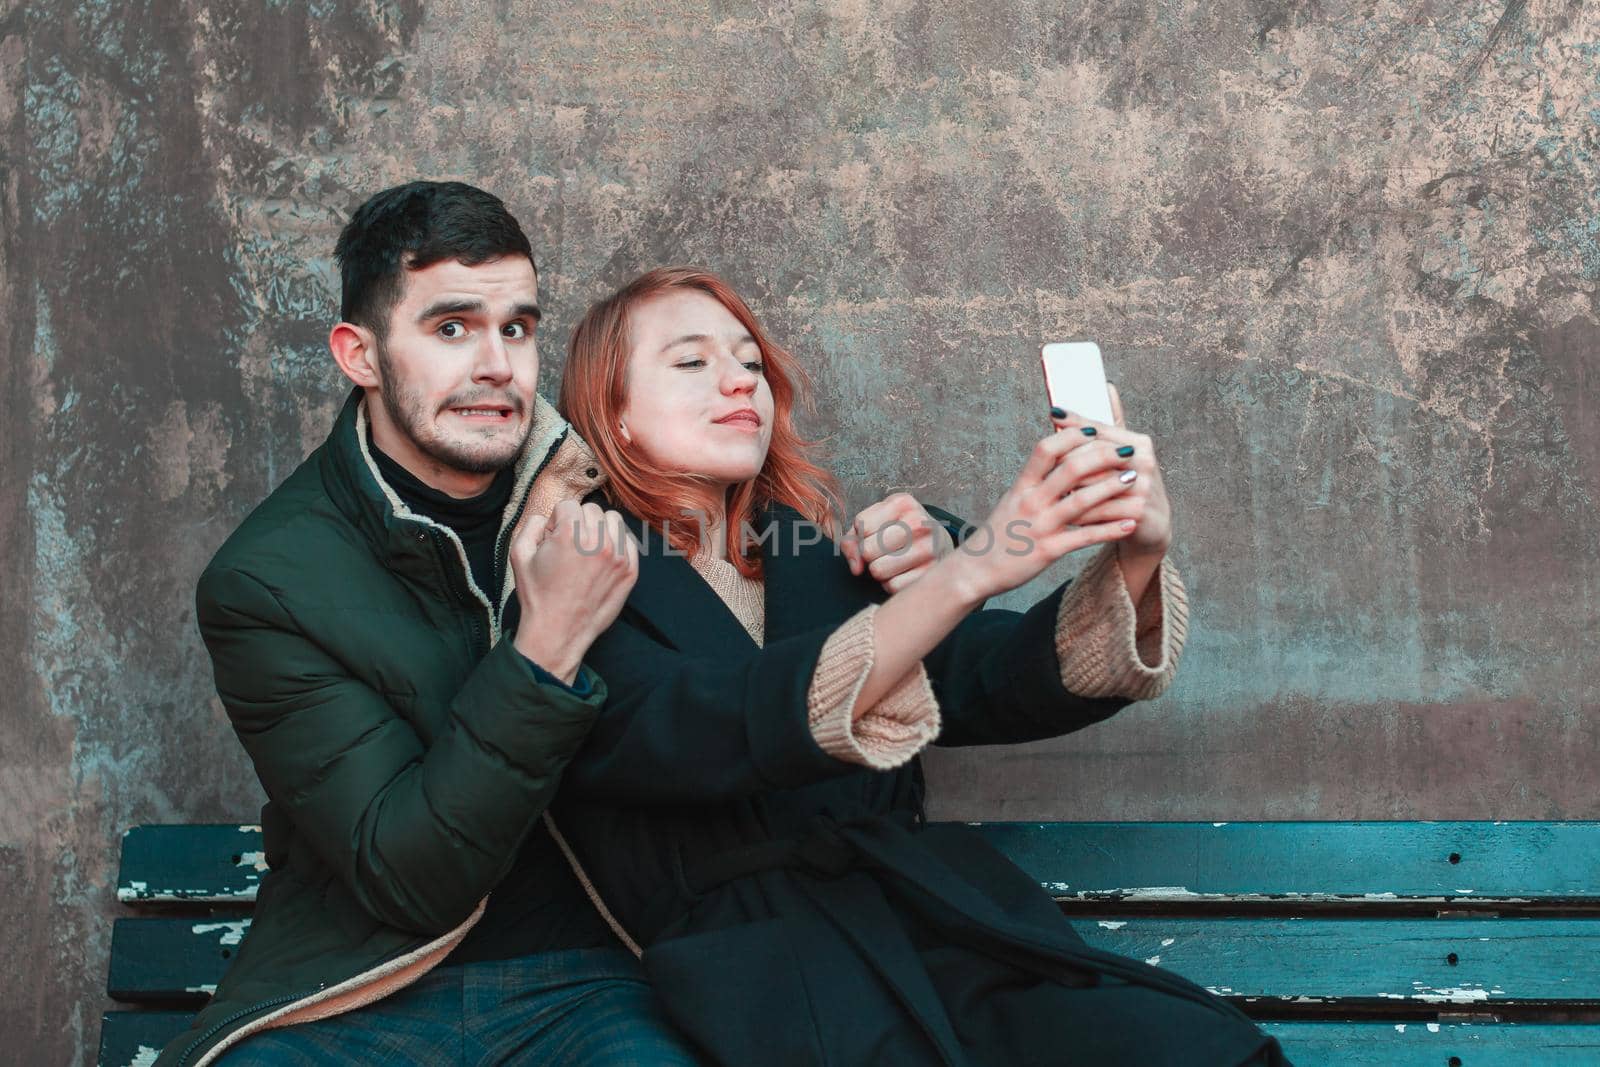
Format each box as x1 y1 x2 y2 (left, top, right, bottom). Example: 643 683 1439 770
620 288 775 489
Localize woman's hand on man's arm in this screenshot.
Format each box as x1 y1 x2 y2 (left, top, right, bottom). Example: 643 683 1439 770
839 493 956 594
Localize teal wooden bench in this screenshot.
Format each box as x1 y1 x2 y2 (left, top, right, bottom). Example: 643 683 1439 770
101 822 1600 1066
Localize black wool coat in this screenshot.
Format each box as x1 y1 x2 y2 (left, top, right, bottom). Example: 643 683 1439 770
552 504 1291 1067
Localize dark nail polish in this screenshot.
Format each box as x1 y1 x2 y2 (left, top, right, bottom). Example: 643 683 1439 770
1049 406 1067 419
1080 426 1097 437
1117 444 1135 457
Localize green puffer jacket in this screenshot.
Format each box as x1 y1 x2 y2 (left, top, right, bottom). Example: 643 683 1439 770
157 389 610 1067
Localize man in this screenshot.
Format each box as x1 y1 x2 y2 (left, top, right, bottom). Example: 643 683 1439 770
164 181 952 1067
159 181 694 1066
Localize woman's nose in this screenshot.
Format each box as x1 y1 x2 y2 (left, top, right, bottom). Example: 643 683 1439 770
721 357 758 394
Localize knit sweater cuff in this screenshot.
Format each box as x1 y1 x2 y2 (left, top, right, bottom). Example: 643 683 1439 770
1055 544 1189 701
806 605 942 770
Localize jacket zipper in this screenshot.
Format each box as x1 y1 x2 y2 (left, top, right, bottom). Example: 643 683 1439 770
423 527 494 657
491 479 535 637
487 427 567 638
176 988 318 1067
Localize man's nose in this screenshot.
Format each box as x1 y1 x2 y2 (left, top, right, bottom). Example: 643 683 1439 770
473 333 514 384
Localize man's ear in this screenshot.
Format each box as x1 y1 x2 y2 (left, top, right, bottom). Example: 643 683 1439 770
330 322 381 389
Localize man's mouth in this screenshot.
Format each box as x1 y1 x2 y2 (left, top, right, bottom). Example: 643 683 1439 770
447 402 517 421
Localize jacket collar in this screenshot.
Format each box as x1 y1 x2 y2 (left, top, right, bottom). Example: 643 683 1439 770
615 502 887 654
320 386 598 587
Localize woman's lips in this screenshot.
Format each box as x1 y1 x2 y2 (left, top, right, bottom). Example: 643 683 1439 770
714 412 762 431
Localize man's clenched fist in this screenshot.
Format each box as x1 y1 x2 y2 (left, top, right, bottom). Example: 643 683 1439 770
511 498 638 684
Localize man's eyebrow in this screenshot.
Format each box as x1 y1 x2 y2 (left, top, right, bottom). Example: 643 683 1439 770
415 298 543 323
416 298 485 323
660 332 757 354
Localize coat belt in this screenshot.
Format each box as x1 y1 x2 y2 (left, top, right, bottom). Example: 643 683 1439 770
682 811 918 894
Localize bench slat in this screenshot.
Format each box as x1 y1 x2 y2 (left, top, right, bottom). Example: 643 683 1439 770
1265 1021 1600 1065
972 821 1600 904
99 1011 192 1067
119 822 1600 908
117 825 266 904
108 918 249 1002
107 914 1600 1009
1078 916 1600 1007
96 1012 1600 1067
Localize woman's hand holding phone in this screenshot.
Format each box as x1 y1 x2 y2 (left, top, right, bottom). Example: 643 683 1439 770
1051 383 1172 561
832 385 1171 718
1038 344 1172 563
941 424 1137 603
942 386 1172 603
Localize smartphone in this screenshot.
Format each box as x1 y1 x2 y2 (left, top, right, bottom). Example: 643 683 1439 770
1041 341 1114 424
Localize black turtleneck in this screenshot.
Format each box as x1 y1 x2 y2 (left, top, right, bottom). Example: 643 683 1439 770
370 439 515 603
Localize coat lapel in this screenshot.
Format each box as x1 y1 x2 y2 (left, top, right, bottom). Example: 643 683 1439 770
757 504 887 645
617 508 761 654
613 502 886 654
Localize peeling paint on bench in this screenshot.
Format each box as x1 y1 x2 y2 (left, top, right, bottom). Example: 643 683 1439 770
117 883 260 903
1381 986 1494 1005
190 921 248 946
1046 886 1539 905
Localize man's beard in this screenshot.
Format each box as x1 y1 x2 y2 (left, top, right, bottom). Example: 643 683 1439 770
375 340 530 474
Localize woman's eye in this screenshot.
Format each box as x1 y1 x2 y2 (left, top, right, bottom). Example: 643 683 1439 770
744 361 765 373
675 359 706 369
503 322 528 340
439 321 466 339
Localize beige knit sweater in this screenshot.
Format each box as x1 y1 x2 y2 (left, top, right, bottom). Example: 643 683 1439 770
688 543 1189 771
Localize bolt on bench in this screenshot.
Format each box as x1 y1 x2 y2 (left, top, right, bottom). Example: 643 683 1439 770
102 821 1600 1066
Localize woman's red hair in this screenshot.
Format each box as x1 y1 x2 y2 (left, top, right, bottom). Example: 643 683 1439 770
559 267 840 578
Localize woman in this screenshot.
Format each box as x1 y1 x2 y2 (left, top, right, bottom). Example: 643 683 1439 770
548 267 1290 1066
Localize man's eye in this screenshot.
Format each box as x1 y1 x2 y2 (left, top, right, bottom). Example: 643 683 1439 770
503 322 528 340
439 321 466 339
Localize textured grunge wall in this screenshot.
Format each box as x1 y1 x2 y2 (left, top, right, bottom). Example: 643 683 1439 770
4 0 1597 1060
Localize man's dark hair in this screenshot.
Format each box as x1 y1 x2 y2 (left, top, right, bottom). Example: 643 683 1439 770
333 181 536 336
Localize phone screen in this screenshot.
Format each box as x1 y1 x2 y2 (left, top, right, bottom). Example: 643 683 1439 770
1041 342 1113 423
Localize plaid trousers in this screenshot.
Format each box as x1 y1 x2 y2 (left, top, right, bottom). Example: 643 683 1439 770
213 947 702 1066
